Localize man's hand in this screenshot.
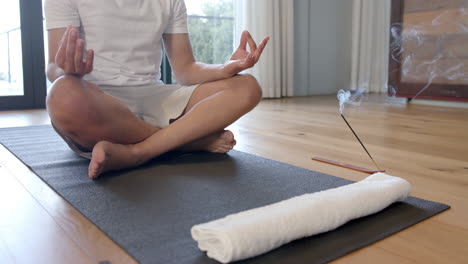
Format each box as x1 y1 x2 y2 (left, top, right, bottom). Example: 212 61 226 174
55 25 94 77
222 31 269 78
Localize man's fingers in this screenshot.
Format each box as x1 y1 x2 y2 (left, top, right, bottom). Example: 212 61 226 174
58 25 72 48
56 25 92 76
246 31 257 52
237 30 248 50
84 49 94 74
59 26 71 43
55 27 71 66
75 39 84 73
227 35 269 76
253 36 270 62
65 27 78 71
241 54 255 68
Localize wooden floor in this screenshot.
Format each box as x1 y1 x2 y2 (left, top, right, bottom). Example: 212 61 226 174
0 95 467 263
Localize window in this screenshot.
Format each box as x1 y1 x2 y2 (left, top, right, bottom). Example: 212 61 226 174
0 0 46 110
0 1 24 96
167 0 235 84
186 0 234 64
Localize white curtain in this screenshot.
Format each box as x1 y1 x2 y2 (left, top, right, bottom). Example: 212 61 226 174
350 0 391 93
234 0 294 98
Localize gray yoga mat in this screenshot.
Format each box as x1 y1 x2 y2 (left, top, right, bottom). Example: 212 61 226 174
0 125 450 264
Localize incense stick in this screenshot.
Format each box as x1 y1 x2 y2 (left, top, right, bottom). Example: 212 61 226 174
340 114 382 171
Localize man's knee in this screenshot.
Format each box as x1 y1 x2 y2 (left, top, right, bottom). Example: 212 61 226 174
46 75 95 134
46 75 86 111
237 74 263 109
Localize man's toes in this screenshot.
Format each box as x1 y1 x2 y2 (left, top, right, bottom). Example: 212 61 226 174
88 142 107 179
88 162 100 179
219 142 234 153
220 130 235 142
88 158 104 179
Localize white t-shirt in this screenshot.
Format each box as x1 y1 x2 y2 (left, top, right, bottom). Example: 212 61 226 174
44 0 188 86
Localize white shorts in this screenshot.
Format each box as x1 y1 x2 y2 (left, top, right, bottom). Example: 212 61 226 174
54 82 200 159
102 83 200 128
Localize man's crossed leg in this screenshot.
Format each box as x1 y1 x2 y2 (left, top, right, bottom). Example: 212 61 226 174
47 73 262 179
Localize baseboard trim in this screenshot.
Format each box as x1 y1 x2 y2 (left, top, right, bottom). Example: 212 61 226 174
409 99 468 109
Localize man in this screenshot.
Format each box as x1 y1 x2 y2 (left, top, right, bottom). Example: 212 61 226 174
44 0 269 179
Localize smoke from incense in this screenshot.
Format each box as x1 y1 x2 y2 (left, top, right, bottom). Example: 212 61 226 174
389 9 468 99
337 89 365 114
337 90 350 114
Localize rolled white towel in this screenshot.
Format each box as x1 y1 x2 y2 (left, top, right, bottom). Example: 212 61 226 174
191 173 411 263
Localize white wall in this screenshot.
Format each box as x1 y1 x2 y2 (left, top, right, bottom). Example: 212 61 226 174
294 0 353 95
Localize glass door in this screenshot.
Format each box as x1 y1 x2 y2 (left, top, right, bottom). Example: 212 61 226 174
0 1 24 97
0 0 46 110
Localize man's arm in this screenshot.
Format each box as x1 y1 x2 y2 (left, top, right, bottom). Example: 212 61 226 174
46 25 94 83
163 31 269 86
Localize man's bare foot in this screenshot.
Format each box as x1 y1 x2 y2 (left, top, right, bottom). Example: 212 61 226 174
88 141 143 179
179 130 236 153
88 130 236 179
